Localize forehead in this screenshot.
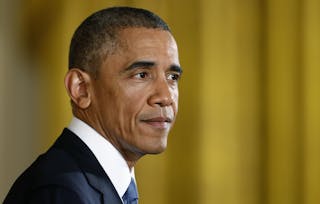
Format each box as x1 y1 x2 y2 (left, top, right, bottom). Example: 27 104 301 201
118 27 175 42
99 28 180 76
116 28 179 59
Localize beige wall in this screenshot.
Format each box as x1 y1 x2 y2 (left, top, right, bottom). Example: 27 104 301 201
1 0 320 203
0 0 41 199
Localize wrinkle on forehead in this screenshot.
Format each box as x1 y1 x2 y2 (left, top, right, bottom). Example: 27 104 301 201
98 27 180 78
117 27 178 54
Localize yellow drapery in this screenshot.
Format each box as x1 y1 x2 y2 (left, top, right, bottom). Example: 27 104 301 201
1 0 319 203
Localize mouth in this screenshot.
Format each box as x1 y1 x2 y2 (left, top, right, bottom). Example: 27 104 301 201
140 117 173 129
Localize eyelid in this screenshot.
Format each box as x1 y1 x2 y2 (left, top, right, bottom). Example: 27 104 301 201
130 67 151 74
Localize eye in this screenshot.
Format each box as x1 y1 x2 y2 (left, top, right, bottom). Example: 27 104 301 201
134 72 149 79
167 73 181 81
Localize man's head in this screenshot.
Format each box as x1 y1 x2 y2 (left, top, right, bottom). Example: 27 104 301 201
65 7 182 166
68 6 171 76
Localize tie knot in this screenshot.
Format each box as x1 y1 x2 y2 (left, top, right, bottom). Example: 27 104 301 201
123 178 138 204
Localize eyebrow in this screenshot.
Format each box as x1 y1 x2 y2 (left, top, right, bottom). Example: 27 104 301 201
124 61 155 72
170 64 183 74
124 60 183 74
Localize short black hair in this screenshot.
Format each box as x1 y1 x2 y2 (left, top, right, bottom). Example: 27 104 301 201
68 7 171 75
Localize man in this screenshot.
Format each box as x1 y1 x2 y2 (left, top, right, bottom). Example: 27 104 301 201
4 6 182 204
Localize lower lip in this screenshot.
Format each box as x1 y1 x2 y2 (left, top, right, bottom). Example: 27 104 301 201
142 121 170 129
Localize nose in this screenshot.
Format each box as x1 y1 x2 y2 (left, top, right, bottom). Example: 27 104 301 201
148 78 175 107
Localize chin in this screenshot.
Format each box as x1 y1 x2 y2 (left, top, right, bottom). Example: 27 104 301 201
148 146 167 154
141 138 168 155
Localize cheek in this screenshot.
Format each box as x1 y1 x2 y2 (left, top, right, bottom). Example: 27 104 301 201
117 86 148 123
172 89 179 113
122 84 148 107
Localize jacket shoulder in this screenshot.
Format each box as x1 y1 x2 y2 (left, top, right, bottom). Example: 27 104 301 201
4 142 100 203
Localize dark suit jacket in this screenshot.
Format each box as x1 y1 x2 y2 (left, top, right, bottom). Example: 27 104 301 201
4 129 123 204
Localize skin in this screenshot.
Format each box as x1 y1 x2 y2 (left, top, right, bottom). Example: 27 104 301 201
65 28 182 169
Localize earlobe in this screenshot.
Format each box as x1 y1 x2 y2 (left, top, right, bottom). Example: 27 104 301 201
64 68 92 109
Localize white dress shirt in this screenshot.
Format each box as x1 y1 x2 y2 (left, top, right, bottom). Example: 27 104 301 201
68 117 135 201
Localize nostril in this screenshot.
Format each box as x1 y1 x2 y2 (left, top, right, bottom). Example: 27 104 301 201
154 97 172 107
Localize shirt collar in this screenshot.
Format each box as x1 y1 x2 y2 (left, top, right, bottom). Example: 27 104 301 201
67 117 134 198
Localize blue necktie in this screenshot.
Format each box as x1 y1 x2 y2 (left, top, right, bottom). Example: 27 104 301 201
122 178 138 204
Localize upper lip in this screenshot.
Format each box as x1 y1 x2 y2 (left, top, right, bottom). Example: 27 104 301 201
141 117 172 123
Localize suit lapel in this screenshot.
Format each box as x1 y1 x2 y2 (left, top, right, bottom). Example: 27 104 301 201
53 129 123 204
85 172 123 204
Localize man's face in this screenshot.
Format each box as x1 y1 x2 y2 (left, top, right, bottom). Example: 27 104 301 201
90 28 181 160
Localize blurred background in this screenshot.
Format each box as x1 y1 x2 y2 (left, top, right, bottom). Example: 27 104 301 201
1 0 319 203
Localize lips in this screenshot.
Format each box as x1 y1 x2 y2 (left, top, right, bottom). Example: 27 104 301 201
143 117 172 123
140 116 173 129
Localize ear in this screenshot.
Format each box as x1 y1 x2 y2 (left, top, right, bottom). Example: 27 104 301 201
64 68 92 109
